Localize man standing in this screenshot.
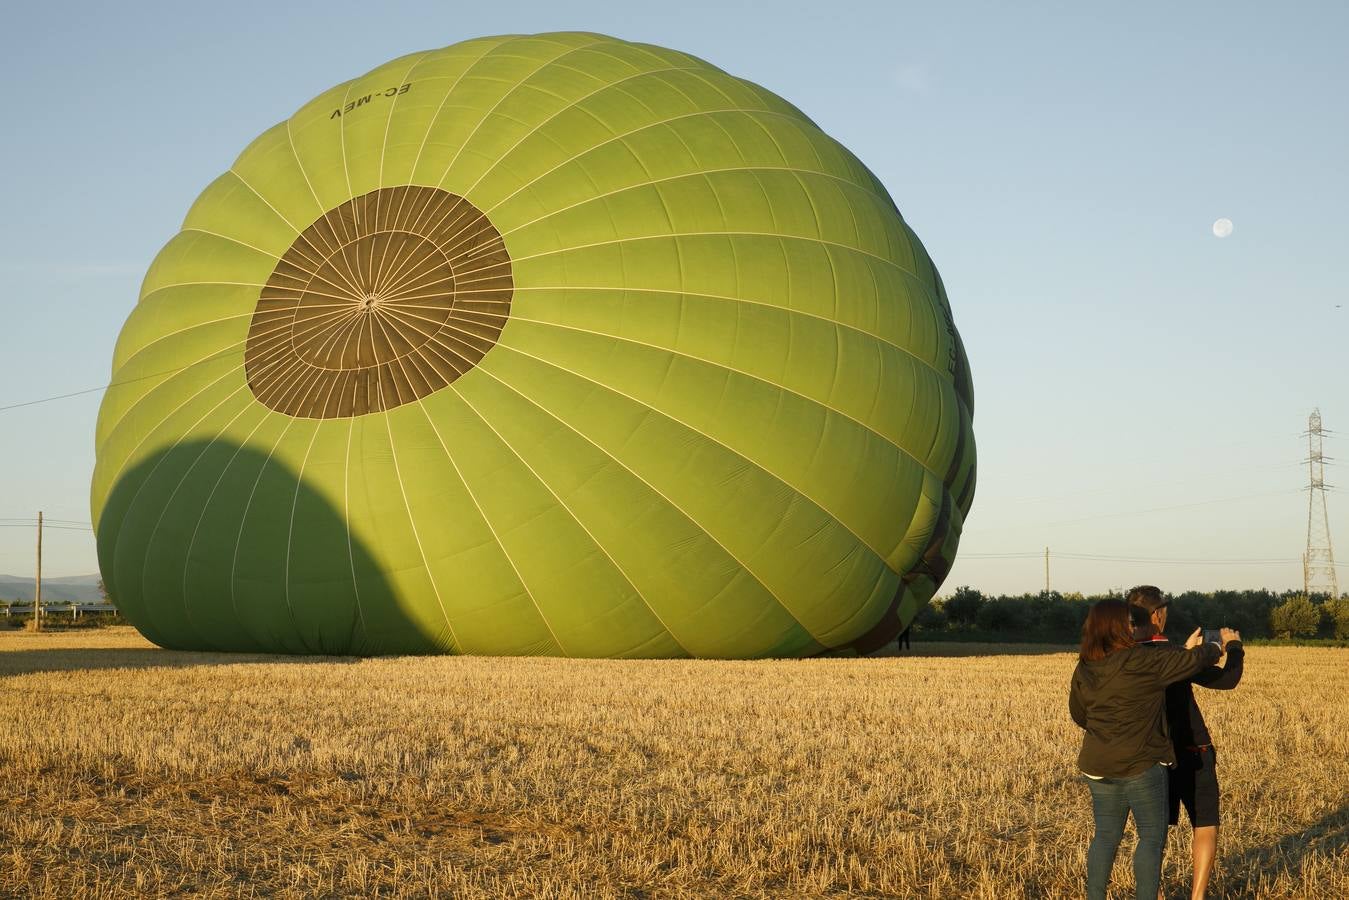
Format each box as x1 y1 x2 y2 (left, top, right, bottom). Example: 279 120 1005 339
1127 585 1244 900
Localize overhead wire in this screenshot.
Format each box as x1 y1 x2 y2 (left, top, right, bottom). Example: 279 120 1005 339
0 343 248 414
960 550 1348 568
0 517 94 533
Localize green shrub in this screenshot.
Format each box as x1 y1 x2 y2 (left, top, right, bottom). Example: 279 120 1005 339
944 587 984 627
1269 595 1322 639
914 601 948 632
975 597 1020 632
1325 598 1349 640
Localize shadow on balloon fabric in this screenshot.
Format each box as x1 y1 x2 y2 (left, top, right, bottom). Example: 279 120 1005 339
96 439 439 656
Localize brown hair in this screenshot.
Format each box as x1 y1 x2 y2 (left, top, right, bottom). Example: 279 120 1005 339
1080 599 1136 661
1126 585 1167 613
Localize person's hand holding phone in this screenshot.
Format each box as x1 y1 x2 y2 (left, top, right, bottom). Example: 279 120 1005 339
1184 627 1203 649
1220 627 1241 649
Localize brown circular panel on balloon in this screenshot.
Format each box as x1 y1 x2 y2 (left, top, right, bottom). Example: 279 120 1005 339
244 186 513 419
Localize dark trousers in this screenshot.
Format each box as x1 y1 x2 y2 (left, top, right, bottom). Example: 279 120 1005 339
1084 764 1169 900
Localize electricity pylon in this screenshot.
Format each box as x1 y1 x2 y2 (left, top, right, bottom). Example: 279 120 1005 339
1304 409 1339 599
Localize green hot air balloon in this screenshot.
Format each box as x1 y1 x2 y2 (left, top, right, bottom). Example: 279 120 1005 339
92 32 976 658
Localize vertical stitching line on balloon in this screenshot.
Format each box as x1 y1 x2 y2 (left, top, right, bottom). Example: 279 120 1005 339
228 413 305 650
452 30 724 211
467 67 704 217
366 317 467 652
449 374 697 659
479 105 836 219
324 291 376 417
279 263 364 379
108 321 327 649
99 322 340 617
285 112 334 226
131 378 268 650
222 169 347 297
275 312 373 646
101 354 259 555
495 167 906 259
423 64 706 258
113 279 945 387
99 304 336 511
282 420 324 652
369 313 563 658
405 38 519 188
358 52 453 650
367 190 457 298
365 198 401 311
178 402 276 651
485 336 903 577
512 230 921 291
373 49 436 270
396 314 840 651
431 38 616 195
335 78 364 393
450 353 829 654
445 41 655 200
338 77 359 221
374 56 433 238
407 302 942 491
97 352 234 635
211 323 361 647
323 75 366 407
401 401 563 655
226 168 302 239
343 414 366 651
106 334 253 446
179 227 282 260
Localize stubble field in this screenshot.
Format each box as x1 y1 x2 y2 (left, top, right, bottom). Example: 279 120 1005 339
1 627 1345 898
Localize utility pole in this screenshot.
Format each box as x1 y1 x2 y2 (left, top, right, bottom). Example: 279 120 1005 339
1303 410 1339 599
1044 546 1050 594
32 511 43 632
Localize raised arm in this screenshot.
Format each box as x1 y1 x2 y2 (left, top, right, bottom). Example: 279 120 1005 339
1144 640 1222 686
1193 638 1244 690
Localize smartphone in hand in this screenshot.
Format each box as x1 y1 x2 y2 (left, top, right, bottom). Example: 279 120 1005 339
1203 628 1223 645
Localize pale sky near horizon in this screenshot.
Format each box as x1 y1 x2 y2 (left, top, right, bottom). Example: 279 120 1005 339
0 0 1344 595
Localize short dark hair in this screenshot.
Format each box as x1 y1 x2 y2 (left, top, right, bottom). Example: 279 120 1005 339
1126 585 1168 613
1129 604 1154 629
1080 599 1136 661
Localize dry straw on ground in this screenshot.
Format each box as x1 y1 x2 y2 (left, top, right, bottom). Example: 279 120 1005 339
1 627 1345 898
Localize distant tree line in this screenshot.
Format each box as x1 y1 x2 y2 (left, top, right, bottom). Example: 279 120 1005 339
915 587 1349 643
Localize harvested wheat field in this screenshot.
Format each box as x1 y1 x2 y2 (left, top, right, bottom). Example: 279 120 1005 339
1 628 1345 898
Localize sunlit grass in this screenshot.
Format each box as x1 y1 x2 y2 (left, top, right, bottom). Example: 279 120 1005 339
2 627 1344 898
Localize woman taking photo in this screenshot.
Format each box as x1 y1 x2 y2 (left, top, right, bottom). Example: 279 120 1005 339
1069 599 1227 900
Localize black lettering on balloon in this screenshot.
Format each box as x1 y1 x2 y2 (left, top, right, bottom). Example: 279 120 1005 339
327 83 413 119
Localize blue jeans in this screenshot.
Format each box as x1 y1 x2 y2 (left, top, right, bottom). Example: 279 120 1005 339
1084 765 1169 900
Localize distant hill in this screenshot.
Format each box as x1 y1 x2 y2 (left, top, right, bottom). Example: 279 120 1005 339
0 573 103 603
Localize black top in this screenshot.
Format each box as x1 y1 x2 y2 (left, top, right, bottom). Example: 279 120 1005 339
1138 636 1244 748
1069 641 1222 778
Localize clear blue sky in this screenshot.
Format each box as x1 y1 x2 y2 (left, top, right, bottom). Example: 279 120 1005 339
1 0 1344 594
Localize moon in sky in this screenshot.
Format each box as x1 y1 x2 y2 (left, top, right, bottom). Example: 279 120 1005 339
1212 218 1234 238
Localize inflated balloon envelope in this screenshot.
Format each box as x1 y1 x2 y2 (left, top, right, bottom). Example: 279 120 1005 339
92 32 976 657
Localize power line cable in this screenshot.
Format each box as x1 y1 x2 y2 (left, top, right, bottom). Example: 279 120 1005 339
960 551 1349 569
0 524 93 532
0 344 247 414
